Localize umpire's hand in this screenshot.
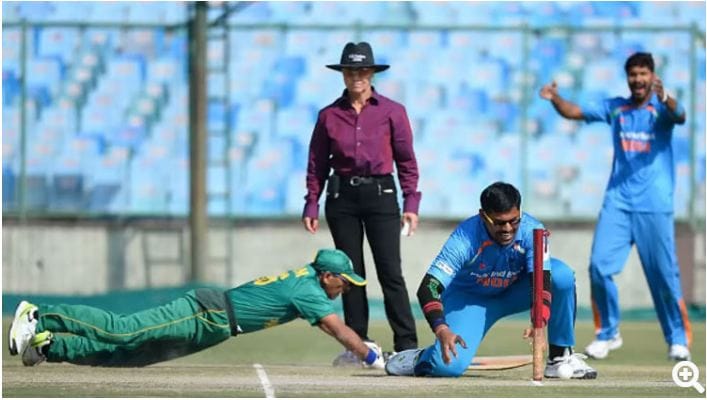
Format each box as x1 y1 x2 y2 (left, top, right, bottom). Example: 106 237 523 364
401 212 419 236
302 217 319 234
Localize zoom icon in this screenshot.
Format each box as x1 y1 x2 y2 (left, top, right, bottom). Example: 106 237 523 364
672 361 705 394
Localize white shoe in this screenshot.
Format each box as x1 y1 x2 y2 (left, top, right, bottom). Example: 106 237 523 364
545 349 598 379
332 350 363 368
584 333 623 359
22 330 52 367
385 349 421 376
668 344 691 361
8 301 38 356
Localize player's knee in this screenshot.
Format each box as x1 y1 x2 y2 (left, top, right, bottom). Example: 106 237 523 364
417 358 467 377
415 349 471 377
550 258 575 292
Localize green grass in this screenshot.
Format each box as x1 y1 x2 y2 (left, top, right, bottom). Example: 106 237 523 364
3 319 705 397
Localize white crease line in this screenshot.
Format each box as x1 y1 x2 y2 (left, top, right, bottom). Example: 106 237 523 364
253 363 276 398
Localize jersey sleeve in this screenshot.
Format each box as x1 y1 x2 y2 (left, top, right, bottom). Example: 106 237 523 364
581 98 612 124
291 280 337 326
426 221 473 288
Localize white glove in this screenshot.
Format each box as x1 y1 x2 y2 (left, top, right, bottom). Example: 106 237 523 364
368 353 385 369
363 340 385 370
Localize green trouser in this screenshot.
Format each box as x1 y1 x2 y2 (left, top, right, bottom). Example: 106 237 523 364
36 289 232 366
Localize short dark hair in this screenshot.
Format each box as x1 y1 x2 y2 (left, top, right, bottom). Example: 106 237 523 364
624 52 654 73
480 181 521 213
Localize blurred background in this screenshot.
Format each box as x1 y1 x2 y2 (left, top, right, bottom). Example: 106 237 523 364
2 1 705 319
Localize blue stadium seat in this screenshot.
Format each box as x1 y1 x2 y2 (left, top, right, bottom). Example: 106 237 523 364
487 33 524 67
87 2 129 23
410 2 455 26
27 56 64 96
3 165 16 210
284 171 306 215
24 174 51 211
463 58 509 98
362 30 409 55
9 2 55 21
404 82 444 117
37 27 80 64
49 173 85 212
1 2 704 218
274 104 317 140
228 2 272 23
3 69 20 106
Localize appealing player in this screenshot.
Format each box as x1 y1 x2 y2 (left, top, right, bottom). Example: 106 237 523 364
385 182 597 378
7 249 385 368
539 52 691 361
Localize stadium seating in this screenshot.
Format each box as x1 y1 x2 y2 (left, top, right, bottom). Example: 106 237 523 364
1 1 704 220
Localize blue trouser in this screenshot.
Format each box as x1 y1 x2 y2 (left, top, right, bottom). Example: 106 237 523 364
414 258 576 377
588 203 691 346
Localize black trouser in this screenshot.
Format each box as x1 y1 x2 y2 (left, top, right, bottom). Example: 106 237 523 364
325 174 418 352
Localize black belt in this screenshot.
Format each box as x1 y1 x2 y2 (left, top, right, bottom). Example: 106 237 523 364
195 288 240 336
339 174 391 187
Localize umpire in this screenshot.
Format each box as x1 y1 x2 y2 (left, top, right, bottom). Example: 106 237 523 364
302 42 421 358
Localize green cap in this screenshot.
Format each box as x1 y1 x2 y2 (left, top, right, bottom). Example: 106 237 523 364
311 249 366 287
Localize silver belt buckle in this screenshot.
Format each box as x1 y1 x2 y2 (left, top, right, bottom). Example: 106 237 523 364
349 176 362 186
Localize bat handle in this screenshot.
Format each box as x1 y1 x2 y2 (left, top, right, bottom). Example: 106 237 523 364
532 327 545 381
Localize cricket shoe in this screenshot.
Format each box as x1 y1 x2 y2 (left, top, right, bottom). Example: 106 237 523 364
385 349 422 376
8 301 38 356
22 330 53 367
383 351 397 362
545 349 597 379
668 344 691 361
583 333 623 359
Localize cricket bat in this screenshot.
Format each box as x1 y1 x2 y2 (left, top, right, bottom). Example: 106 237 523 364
468 355 533 371
532 228 548 382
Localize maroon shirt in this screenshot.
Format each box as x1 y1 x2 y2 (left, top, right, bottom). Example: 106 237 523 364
303 88 421 219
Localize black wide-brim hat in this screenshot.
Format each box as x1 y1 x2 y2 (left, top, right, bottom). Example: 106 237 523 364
326 42 390 72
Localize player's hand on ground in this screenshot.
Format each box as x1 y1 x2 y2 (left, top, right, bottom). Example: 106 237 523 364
539 81 558 100
367 353 385 369
435 325 467 365
362 340 385 369
302 217 318 234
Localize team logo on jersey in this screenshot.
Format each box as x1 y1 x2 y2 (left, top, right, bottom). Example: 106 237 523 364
434 260 454 276
620 131 654 153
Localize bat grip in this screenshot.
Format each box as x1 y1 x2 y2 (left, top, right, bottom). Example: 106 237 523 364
533 327 545 381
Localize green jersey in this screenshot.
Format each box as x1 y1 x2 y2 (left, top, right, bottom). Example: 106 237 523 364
225 265 335 333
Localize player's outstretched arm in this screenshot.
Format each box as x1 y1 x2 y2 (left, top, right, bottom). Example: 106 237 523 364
539 81 584 120
318 314 383 367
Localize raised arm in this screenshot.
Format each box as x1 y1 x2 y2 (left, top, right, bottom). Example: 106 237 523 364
652 75 687 124
539 81 584 120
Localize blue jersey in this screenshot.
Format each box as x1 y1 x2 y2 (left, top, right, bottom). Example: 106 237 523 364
426 212 549 295
581 93 685 212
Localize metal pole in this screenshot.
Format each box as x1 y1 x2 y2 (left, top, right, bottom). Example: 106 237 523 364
18 21 27 219
189 1 208 283
520 25 530 203
687 23 698 228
